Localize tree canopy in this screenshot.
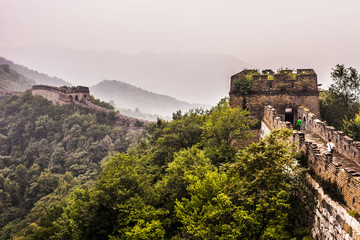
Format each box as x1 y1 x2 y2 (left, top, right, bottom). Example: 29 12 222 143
320 64 360 129
20 99 313 240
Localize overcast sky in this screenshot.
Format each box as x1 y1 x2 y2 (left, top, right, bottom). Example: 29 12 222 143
1 0 360 86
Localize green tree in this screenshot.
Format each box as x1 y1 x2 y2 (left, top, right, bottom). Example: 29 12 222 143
343 113 360 141
320 64 360 128
202 98 253 165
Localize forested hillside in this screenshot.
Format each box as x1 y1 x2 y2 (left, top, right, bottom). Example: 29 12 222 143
0 92 145 239
0 57 70 87
0 64 35 91
9 99 314 240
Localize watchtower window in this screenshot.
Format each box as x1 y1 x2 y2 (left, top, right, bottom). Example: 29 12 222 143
75 95 78 101
70 95 72 99
84 94 86 99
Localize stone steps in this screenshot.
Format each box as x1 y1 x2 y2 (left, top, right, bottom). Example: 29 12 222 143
304 130 360 176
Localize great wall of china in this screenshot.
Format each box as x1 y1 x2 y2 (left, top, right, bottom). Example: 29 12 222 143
5 69 360 239
30 85 147 127
262 105 360 239
230 68 360 239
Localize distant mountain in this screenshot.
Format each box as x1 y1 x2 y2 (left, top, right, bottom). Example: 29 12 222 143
0 57 71 87
0 45 254 104
91 80 209 117
0 64 36 91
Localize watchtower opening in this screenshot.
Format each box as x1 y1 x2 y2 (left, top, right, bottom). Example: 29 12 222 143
75 95 78 101
285 108 294 125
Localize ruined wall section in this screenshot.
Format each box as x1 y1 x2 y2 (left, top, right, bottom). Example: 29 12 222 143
31 85 70 105
0 90 21 100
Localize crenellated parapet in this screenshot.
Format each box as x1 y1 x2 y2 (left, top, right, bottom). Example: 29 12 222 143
230 68 320 124
263 104 360 215
298 106 360 165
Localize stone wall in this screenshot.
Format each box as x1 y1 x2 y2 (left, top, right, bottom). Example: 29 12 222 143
262 105 360 239
0 90 21 100
229 69 320 124
31 87 70 105
31 85 90 105
298 106 360 166
232 94 320 123
308 176 360 240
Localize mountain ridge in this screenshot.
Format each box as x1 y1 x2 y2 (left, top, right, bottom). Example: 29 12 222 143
0 45 254 104
90 79 209 117
0 56 71 87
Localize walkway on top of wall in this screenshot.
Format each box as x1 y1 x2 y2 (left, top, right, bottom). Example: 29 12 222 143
302 130 360 174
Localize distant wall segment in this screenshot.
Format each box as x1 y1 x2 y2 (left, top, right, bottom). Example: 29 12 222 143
31 85 90 105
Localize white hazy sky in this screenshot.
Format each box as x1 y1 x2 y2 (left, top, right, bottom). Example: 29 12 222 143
1 0 360 85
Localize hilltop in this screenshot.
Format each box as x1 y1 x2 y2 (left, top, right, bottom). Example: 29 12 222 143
0 57 70 87
0 45 253 104
0 64 36 91
91 80 209 117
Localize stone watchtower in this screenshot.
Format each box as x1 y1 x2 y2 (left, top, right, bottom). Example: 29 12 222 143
229 69 320 125
31 85 90 105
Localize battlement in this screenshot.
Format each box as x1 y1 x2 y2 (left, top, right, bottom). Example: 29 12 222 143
230 68 318 93
229 68 320 124
31 85 90 105
263 105 360 214
298 106 360 166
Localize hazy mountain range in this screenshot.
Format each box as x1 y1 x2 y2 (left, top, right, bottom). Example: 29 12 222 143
0 57 71 87
90 80 209 117
0 45 254 104
0 58 209 118
0 64 35 91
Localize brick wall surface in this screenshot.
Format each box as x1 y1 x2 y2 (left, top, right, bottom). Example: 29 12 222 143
262 105 360 239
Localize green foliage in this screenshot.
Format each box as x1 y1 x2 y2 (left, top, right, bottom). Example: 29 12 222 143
233 75 254 95
90 95 115 110
0 92 140 239
2 96 313 239
27 101 312 239
0 64 36 91
348 210 360 220
320 64 360 129
343 113 360 141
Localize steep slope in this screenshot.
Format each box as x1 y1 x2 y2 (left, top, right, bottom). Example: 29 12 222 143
90 80 209 117
0 45 253 104
0 64 36 91
0 57 71 87
0 91 145 239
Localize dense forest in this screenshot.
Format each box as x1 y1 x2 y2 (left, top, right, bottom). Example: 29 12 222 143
0 92 144 239
0 94 316 239
2 64 360 239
